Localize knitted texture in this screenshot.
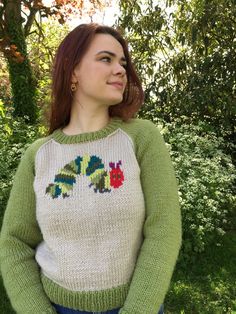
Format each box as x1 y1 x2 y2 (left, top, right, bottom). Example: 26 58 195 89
34 128 145 293
0 117 182 314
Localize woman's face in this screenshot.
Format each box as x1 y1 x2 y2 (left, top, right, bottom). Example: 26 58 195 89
71 33 128 108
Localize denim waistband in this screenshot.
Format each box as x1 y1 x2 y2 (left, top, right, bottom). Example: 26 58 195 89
53 303 164 314
52 303 120 314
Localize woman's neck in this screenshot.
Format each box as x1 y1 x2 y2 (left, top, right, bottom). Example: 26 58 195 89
62 103 111 136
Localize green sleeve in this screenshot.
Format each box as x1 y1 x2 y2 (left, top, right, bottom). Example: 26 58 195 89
120 120 182 314
0 140 57 314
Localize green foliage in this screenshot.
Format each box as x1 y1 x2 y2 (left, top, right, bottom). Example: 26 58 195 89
117 0 236 133
117 0 170 83
165 0 236 131
154 116 236 263
173 0 236 54
0 106 45 226
26 21 69 119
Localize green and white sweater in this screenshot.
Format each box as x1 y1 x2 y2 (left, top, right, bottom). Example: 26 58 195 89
0 117 182 314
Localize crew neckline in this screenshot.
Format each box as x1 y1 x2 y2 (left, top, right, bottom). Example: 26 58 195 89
51 117 123 144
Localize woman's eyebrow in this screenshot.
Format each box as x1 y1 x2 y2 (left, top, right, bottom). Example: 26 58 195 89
96 50 127 62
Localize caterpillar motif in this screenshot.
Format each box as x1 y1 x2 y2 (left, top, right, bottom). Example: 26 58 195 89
46 154 124 198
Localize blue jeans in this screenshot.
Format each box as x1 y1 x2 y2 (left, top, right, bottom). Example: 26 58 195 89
53 303 164 314
53 304 120 314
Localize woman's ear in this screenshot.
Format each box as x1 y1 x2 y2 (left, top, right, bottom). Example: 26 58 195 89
71 71 78 84
71 65 80 83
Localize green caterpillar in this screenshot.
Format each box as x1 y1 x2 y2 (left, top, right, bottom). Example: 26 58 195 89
46 154 124 198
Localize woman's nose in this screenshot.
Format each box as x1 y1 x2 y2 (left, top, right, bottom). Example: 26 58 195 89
113 63 126 76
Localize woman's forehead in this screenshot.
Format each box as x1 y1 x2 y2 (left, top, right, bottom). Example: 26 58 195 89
87 33 125 57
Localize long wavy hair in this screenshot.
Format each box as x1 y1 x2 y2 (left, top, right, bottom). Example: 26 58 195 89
48 23 144 134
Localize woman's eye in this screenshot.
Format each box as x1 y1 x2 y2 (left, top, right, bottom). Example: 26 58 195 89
101 56 111 62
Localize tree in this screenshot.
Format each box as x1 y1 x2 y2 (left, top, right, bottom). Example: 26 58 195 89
0 0 38 122
168 0 236 133
0 0 111 123
117 0 236 137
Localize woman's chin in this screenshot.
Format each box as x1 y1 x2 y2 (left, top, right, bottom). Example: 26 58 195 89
106 97 123 107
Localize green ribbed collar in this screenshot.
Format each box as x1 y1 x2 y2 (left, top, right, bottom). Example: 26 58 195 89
51 117 123 144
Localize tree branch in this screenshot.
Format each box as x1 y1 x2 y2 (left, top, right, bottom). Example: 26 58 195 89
24 6 37 36
33 15 44 38
22 0 34 7
32 17 54 61
0 7 4 35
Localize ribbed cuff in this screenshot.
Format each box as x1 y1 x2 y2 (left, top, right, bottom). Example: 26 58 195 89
42 307 58 314
118 309 129 314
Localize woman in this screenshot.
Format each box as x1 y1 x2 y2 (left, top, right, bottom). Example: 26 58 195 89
0 23 181 314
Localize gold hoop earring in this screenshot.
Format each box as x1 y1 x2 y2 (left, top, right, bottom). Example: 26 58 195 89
71 82 77 92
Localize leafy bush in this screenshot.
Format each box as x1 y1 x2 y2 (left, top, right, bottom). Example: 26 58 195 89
155 116 236 265
0 105 45 226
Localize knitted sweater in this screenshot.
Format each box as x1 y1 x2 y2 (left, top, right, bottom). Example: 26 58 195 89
0 117 182 314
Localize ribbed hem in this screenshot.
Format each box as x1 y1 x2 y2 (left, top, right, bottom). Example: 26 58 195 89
41 274 129 312
43 308 58 314
51 117 123 144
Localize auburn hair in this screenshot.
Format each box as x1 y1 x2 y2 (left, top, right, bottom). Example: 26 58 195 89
48 23 144 134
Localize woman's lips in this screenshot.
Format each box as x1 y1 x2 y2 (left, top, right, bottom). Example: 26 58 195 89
107 82 124 89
